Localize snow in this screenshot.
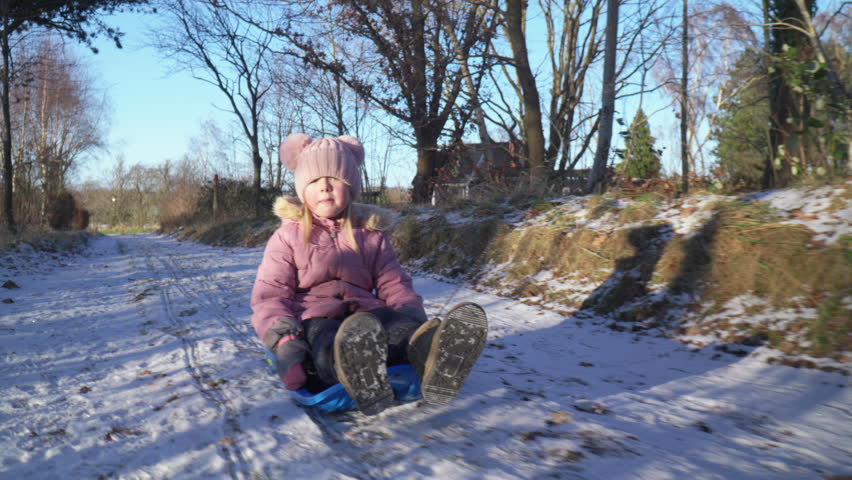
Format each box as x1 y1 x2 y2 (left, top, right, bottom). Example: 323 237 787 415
658 194 726 238
1 232 851 479
528 182 852 244
749 182 852 245
679 294 820 348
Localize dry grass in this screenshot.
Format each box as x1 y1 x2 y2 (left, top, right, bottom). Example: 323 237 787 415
705 202 844 304
393 214 503 278
0 229 92 254
172 216 279 247
391 191 851 360
616 200 659 224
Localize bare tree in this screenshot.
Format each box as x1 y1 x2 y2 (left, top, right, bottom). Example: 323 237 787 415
255 46 377 194
290 23 374 141
23 37 106 222
541 0 603 175
680 0 689 194
276 0 496 203
185 118 245 182
3 34 107 227
260 64 292 192
444 2 497 148
486 0 673 192
586 0 618 193
153 0 273 216
502 0 547 183
307 9 375 139
653 3 763 179
0 0 146 233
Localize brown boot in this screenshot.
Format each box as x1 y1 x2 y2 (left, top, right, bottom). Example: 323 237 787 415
407 318 441 378
407 303 488 405
333 312 395 415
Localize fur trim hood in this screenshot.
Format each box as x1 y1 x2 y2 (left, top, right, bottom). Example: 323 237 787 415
272 196 397 231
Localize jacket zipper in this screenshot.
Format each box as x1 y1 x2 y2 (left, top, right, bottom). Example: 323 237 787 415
329 221 342 281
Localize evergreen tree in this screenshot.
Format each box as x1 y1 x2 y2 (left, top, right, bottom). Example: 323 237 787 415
617 108 662 179
711 50 770 189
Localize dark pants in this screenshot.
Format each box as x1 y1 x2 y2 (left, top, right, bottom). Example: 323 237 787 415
301 308 423 393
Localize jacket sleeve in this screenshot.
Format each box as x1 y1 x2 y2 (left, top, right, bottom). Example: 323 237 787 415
251 226 300 348
372 232 427 321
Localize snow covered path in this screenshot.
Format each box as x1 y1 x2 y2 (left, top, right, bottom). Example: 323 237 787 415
1 234 850 479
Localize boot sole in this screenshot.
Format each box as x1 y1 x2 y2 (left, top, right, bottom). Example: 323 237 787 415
333 313 395 415
421 303 488 405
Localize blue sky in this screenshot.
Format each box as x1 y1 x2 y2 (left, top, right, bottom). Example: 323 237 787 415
74 11 228 184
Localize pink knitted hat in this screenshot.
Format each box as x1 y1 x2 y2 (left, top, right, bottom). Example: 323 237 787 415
279 134 364 202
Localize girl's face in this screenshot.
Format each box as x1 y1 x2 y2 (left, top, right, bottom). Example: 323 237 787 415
304 176 350 219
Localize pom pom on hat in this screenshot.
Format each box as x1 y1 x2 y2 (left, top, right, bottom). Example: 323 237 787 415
279 133 364 202
279 133 312 171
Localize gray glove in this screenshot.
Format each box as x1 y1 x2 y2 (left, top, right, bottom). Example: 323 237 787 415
264 317 309 389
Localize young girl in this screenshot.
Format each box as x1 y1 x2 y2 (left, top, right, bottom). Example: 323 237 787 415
251 133 488 415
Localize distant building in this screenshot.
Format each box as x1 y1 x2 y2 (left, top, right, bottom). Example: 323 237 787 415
432 140 527 205
561 168 592 195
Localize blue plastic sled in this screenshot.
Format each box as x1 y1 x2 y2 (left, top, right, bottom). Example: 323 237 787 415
265 351 422 413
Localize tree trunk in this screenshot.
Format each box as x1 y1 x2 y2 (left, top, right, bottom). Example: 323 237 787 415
680 0 689 195
767 0 813 188
504 0 546 185
411 125 441 204
1 11 14 233
768 73 794 188
408 0 441 204
252 137 262 217
446 12 492 146
38 69 51 225
586 0 618 194
761 0 774 189
328 21 346 137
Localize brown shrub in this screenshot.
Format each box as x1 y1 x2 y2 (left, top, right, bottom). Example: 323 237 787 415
158 181 202 230
47 191 76 230
47 191 89 231
72 208 90 230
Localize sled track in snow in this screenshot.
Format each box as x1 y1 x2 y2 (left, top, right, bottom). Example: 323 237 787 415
154 252 259 353
139 247 253 480
159 285 250 479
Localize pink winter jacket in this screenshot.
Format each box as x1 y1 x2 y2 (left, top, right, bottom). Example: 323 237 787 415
251 196 425 349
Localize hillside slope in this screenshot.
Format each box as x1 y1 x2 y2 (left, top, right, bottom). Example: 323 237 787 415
392 182 851 371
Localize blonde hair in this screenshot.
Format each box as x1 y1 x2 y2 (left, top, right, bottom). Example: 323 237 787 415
300 201 359 253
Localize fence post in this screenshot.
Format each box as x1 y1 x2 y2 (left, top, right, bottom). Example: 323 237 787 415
213 174 219 218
